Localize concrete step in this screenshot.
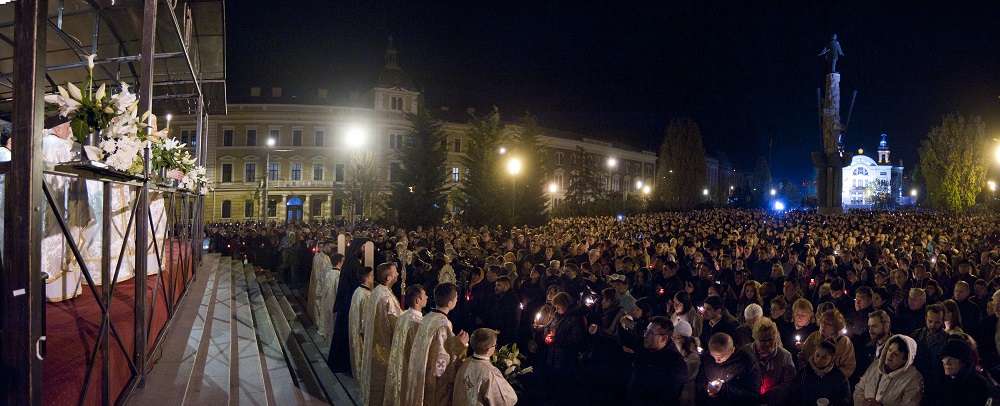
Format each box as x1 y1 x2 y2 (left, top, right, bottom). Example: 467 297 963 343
127 253 221 406
231 259 268 406
257 267 357 405
185 256 233 405
254 266 327 404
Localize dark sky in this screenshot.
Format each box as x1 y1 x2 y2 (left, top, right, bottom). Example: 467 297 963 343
227 1 1000 181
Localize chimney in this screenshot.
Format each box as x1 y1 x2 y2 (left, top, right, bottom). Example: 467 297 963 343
250 87 261 97
440 106 450 111
271 87 282 97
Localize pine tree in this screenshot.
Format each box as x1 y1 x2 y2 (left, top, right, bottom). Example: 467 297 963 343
389 96 450 228
510 112 549 226
560 146 606 216
654 118 708 210
458 107 508 227
918 114 990 214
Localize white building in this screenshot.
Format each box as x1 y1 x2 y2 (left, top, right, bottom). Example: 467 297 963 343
842 134 904 207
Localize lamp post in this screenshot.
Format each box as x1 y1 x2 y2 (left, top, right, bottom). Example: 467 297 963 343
343 124 368 225
508 158 521 226
262 137 276 222
989 180 997 210
606 157 617 192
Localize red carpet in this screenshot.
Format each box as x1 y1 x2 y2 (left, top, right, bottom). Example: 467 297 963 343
42 239 194 405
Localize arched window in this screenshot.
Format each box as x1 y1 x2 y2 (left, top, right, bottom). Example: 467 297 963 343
390 97 397 110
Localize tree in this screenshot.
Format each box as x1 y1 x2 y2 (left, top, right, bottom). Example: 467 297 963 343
655 118 708 210
509 112 549 226
557 146 607 216
918 114 990 214
345 149 386 222
865 178 893 210
389 97 450 228
458 107 509 227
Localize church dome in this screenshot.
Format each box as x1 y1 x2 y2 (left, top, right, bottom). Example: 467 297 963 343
377 38 414 90
878 134 888 150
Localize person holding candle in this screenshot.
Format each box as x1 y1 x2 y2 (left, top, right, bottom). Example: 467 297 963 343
695 332 762 406
785 298 819 362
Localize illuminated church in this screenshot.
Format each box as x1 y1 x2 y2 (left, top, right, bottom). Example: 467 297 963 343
842 134 904 206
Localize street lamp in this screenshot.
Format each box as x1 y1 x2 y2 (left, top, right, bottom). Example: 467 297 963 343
770 188 777 196
548 183 558 193
911 189 918 197
642 185 651 195
261 138 292 222
499 146 507 155
606 157 617 192
703 188 709 196
508 158 522 226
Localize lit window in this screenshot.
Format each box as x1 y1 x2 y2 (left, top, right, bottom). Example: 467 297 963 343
452 167 460 183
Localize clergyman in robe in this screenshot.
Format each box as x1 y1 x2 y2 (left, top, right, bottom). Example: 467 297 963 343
318 252 344 341
328 236 367 373
384 284 427 406
349 265 374 383
360 262 403 406
403 282 469 406
307 240 332 323
452 328 518 406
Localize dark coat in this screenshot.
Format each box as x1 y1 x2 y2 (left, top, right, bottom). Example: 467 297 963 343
700 312 739 347
488 290 522 346
975 315 1000 372
547 308 586 370
625 342 688 406
934 366 993 406
794 365 852 406
695 347 762 406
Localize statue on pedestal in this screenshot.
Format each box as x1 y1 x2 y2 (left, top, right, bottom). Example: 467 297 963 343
818 34 845 73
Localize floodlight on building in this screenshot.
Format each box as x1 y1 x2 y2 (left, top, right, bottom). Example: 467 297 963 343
344 125 367 149
774 201 786 211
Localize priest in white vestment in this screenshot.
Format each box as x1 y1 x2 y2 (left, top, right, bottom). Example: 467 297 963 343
452 329 518 406
41 120 85 302
384 285 427 406
307 240 332 322
350 266 375 383
360 262 403 406
403 282 469 406
318 252 344 341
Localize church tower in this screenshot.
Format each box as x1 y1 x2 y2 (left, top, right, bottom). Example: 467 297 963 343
366 37 419 114
877 134 889 164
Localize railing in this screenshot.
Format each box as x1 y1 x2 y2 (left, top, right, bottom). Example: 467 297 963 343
23 163 204 405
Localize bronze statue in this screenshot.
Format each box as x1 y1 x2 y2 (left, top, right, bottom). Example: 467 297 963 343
818 34 845 73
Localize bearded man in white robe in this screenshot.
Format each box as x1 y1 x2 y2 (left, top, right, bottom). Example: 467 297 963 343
403 282 469 406
349 265 374 383
360 262 402 406
384 284 427 406
452 328 517 406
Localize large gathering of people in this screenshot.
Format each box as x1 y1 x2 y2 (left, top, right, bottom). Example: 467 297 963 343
204 209 1000 405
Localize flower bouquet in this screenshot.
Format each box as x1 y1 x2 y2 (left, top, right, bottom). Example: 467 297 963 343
44 54 209 192
490 343 533 393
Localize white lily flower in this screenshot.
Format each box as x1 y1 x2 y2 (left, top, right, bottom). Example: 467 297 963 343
95 83 106 101
56 96 81 118
87 54 96 71
57 85 69 99
66 82 83 101
162 138 181 151
504 365 515 376
43 93 60 104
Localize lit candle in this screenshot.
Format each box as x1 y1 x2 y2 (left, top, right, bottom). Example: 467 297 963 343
795 335 801 343
519 303 524 310
698 306 705 314
842 328 848 335
697 346 703 354
536 312 542 322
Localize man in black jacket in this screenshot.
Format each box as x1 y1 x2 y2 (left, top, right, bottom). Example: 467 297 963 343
700 296 738 347
622 316 687 406
696 332 763 406
488 276 521 347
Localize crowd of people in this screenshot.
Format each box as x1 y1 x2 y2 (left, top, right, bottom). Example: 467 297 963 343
204 209 1000 405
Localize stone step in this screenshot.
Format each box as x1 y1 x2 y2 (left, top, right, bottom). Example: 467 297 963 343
126 253 221 406
231 259 268 406
187 255 233 405
254 267 327 404
258 267 357 405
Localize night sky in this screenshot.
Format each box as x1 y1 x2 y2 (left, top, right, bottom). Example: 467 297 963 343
228 2 1000 181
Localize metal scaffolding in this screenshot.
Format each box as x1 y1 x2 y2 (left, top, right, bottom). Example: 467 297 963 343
0 0 226 404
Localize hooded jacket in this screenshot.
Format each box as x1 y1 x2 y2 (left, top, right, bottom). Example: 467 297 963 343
853 334 924 406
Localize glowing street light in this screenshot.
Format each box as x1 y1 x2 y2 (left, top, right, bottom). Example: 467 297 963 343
607 157 617 168
995 144 1000 164
770 188 777 196
989 180 997 192
499 146 507 154
548 183 559 193
642 185 651 195
703 188 709 196
911 189 918 197
636 180 643 190
267 137 276 147
508 157 521 226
